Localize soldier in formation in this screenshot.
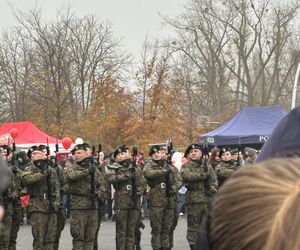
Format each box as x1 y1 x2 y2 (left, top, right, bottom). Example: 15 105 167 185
65 143 107 250
21 145 60 250
9 151 30 250
106 145 145 250
143 145 177 250
181 144 218 250
214 147 238 187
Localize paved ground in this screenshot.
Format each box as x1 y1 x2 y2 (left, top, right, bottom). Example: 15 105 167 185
16 216 189 250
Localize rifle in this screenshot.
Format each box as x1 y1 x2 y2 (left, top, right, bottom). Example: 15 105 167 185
166 139 174 165
90 145 96 209
131 147 138 198
46 138 54 212
11 140 16 165
202 143 213 197
165 139 174 197
55 139 59 165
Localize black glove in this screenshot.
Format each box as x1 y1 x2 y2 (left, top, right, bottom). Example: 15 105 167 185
88 165 96 174
11 165 18 174
34 159 48 171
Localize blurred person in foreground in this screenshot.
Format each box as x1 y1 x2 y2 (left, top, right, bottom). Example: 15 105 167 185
0 155 11 221
0 157 12 223
208 158 300 250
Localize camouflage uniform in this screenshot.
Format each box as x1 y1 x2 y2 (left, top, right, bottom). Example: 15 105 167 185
94 163 109 250
106 161 145 250
181 159 218 249
143 160 177 250
53 163 67 250
22 159 60 250
214 160 237 187
9 163 26 250
65 158 107 250
0 170 17 250
168 164 182 249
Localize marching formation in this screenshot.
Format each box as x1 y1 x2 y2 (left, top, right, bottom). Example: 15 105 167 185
0 141 258 250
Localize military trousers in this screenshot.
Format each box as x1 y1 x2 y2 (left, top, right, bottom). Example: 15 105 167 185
149 206 174 249
186 202 207 246
70 209 98 250
115 208 140 250
54 208 66 250
9 208 22 250
94 202 104 250
0 211 12 250
30 211 57 250
169 204 179 248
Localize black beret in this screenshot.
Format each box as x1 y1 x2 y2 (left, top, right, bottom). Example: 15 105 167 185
114 145 128 158
184 144 201 157
17 151 27 159
27 145 45 158
149 145 164 156
220 147 231 155
81 143 91 149
71 143 88 155
230 148 238 154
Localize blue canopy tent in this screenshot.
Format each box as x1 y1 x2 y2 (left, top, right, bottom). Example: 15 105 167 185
199 106 288 146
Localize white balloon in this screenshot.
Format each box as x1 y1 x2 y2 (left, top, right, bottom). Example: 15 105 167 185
75 137 84 144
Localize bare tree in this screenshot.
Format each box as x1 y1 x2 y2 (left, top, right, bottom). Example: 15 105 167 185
163 0 300 114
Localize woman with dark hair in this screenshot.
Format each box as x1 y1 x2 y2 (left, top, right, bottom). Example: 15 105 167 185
207 148 221 169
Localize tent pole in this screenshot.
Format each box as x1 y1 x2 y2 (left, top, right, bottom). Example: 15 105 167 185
291 62 300 110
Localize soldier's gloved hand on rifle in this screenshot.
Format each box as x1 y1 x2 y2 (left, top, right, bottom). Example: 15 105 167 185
43 167 53 177
11 165 18 174
34 159 49 171
88 165 96 174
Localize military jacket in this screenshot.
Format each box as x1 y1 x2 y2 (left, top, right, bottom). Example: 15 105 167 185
65 160 107 210
167 164 183 208
0 169 17 215
143 160 177 207
214 160 236 186
106 161 145 210
10 164 24 211
181 159 218 205
22 163 60 213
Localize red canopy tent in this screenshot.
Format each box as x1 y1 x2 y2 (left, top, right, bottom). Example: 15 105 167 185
0 121 62 151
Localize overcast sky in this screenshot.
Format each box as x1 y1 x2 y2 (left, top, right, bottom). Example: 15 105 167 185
0 0 186 60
